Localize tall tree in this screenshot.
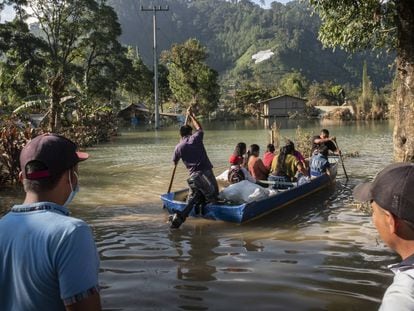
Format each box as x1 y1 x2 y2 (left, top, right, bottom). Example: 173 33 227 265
119 46 153 103
3 0 126 131
161 38 220 115
0 19 45 106
74 1 128 102
308 0 414 162
24 0 98 131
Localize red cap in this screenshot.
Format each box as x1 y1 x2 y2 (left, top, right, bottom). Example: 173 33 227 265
20 133 89 180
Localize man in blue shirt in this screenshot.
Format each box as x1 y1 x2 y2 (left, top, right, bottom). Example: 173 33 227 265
169 107 218 229
354 163 414 310
310 144 331 179
0 133 101 310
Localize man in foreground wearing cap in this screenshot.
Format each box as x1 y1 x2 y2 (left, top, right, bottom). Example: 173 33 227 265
353 163 414 310
0 134 101 310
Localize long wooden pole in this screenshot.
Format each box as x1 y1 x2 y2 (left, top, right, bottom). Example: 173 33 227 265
333 140 349 181
167 163 177 193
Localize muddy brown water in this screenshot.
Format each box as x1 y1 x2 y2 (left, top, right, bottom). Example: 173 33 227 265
0 120 396 310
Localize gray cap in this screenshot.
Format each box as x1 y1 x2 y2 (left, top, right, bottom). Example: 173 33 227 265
353 163 414 222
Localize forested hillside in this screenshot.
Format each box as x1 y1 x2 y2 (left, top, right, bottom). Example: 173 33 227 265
108 0 394 88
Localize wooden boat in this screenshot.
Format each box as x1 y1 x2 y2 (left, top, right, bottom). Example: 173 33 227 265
161 161 338 224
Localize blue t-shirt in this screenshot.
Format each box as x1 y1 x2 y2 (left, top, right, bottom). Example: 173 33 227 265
172 129 213 174
310 153 330 177
0 202 100 310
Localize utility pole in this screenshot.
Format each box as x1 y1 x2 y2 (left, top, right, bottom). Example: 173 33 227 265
141 5 169 130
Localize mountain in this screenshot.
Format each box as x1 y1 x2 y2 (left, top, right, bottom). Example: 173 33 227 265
108 0 393 88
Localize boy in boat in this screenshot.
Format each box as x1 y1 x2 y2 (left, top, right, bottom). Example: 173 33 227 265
353 163 414 310
309 144 331 179
170 107 219 229
0 134 101 311
311 129 339 154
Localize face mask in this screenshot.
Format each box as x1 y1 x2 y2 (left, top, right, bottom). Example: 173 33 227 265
63 171 79 208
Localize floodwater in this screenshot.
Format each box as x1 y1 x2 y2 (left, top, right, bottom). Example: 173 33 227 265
0 119 396 310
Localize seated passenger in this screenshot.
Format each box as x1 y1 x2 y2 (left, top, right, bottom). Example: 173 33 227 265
263 143 275 170
247 144 269 182
269 143 306 185
286 139 308 174
310 144 331 179
229 142 247 167
228 142 255 184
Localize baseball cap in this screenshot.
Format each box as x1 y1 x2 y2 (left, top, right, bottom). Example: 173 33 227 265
353 163 414 222
20 133 89 180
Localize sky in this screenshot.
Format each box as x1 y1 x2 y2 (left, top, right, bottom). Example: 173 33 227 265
1 1 292 22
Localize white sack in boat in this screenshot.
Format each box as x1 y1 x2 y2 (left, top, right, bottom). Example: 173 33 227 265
218 180 269 204
216 168 256 183
216 169 229 181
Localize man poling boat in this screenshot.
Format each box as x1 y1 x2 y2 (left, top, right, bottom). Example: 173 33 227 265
161 157 337 223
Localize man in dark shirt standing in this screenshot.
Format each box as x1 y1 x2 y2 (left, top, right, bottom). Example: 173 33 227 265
169 107 219 229
311 128 339 154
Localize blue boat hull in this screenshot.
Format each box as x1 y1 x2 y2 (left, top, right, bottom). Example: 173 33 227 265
161 164 337 224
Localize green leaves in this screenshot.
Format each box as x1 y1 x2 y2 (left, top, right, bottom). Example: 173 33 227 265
162 38 219 115
308 0 397 52
1 0 133 131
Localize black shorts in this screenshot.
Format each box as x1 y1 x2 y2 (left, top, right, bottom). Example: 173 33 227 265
187 169 219 203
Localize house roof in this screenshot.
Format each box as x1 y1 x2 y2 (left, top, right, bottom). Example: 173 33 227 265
118 102 149 115
259 94 307 104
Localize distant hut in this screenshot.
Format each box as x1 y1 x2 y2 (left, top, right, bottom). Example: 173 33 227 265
260 95 307 118
117 102 150 124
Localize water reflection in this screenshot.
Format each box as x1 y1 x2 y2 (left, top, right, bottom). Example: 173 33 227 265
169 226 218 283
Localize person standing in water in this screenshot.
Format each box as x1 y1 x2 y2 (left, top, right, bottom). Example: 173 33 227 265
169 107 219 229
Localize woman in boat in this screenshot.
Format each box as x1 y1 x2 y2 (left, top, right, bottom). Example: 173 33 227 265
269 143 307 186
262 143 275 170
247 144 269 182
229 142 247 167
228 142 255 184
285 139 308 173
310 144 331 179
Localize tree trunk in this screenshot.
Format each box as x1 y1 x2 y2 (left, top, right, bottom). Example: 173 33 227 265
394 0 414 162
48 73 65 132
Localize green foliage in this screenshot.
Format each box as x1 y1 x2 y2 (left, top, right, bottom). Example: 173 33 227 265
307 80 347 106
295 126 313 159
234 83 271 116
0 117 38 186
0 19 46 106
118 46 153 103
60 108 118 147
308 0 397 52
73 1 129 101
1 0 134 132
109 0 393 89
161 39 220 115
276 72 309 98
